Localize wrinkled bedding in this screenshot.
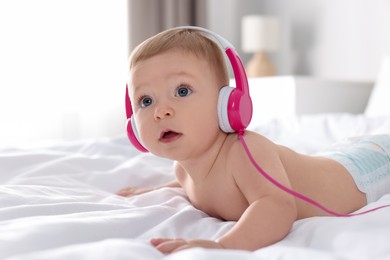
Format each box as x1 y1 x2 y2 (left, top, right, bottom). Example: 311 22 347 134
1 113 390 260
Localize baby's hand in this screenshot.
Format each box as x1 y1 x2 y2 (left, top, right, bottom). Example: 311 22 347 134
150 238 223 254
116 187 154 197
117 181 180 197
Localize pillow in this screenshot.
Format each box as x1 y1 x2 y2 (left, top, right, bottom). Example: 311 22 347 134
365 55 390 116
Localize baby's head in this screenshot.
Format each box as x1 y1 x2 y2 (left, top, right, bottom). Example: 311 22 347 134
126 28 232 158
129 28 229 87
126 27 252 157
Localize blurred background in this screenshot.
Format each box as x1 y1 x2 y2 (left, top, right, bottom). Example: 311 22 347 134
1 0 389 147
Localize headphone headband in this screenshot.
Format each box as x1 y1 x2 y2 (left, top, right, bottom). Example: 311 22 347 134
176 26 249 97
175 26 234 50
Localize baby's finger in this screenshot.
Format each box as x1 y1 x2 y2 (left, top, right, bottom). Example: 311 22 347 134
150 238 172 246
151 238 187 254
116 187 134 196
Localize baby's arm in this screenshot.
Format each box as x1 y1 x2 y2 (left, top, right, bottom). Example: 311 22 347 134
217 194 296 250
152 195 296 253
217 134 297 250
117 180 181 197
151 191 296 253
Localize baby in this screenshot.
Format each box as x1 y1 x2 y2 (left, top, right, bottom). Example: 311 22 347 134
118 27 390 253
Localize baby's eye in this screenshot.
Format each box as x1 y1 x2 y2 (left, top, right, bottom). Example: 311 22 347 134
175 86 192 97
139 96 153 108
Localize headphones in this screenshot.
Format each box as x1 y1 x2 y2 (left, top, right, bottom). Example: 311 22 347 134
125 26 253 152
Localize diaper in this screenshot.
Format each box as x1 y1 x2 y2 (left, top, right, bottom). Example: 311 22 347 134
320 135 390 203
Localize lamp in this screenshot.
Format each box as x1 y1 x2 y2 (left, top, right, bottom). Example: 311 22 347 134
241 15 280 77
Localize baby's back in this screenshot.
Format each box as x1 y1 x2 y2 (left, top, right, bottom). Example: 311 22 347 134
277 145 366 218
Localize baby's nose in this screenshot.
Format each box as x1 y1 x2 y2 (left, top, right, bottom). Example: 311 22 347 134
154 105 174 120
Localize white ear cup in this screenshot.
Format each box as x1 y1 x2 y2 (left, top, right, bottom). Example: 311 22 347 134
217 86 235 133
130 117 143 145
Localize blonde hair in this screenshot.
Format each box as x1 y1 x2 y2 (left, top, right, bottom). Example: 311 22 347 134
129 28 229 85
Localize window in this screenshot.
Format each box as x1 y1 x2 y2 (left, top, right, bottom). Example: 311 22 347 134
0 0 128 147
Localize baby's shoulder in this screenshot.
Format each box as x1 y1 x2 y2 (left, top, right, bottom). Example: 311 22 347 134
224 131 277 161
228 131 275 151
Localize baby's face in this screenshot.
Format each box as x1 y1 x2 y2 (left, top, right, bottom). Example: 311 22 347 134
129 50 224 160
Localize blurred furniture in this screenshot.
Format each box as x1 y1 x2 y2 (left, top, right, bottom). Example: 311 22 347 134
241 15 280 77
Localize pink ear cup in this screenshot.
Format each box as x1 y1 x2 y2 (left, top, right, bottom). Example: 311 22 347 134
218 86 253 133
125 85 148 152
227 88 252 133
126 117 148 152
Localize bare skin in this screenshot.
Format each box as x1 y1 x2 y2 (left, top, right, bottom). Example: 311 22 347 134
118 50 366 253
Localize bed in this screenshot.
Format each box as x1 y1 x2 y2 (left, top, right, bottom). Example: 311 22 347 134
1 73 390 260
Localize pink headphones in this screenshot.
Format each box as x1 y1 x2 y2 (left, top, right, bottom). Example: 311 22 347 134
125 26 253 152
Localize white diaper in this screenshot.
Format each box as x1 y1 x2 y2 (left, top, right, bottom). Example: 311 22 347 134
321 135 390 203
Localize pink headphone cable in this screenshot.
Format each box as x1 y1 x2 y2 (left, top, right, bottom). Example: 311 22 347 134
238 132 390 217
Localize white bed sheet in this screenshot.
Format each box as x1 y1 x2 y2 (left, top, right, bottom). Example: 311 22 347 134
1 113 390 260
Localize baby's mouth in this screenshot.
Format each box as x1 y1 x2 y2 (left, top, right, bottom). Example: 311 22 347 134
159 130 182 143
